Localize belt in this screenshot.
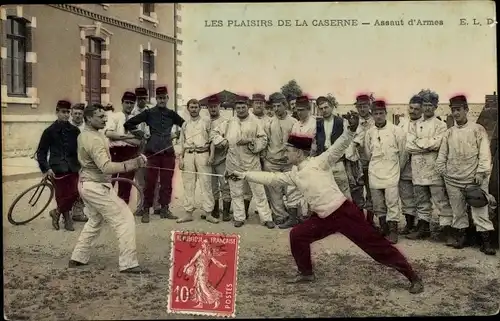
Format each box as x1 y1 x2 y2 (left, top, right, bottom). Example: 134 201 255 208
186 149 209 154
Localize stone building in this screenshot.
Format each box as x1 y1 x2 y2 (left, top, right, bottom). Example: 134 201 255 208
1 4 182 160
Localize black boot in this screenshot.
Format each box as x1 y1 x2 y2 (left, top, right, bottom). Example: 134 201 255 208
387 221 399 244
159 206 177 219
62 212 75 231
212 200 220 219
279 208 299 229
49 209 61 230
400 215 416 235
444 226 455 247
479 232 497 255
222 201 231 222
244 200 250 220
452 228 467 249
406 220 431 240
141 207 150 223
378 216 389 236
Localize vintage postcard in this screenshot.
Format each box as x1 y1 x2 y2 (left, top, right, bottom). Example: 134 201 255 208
168 231 240 317
1 1 498 320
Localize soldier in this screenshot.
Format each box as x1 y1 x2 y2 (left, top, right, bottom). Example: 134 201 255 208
435 95 496 255
124 86 185 223
69 103 149 274
70 103 86 132
406 92 454 243
365 100 407 244
265 99 275 118
104 91 142 205
281 93 317 228
315 96 351 199
352 94 376 226
36 100 81 231
212 97 275 228
287 94 298 119
207 95 232 222
262 92 298 225
131 87 161 215
176 99 218 224
397 95 421 235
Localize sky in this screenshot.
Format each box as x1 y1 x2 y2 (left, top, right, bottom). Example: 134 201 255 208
179 1 497 104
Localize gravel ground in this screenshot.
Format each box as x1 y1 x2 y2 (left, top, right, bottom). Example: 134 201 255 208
3 177 500 320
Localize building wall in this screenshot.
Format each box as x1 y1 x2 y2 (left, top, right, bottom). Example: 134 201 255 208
1 4 178 158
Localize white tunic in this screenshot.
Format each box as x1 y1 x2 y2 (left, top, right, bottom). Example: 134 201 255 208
264 114 297 164
212 115 268 173
290 116 316 136
406 116 447 186
104 111 134 147
243 130 356 218
209 116 230 165
70 120 85 132
435 122 491 187
180 116 211 150
365 122 406 189
398 117 421 181
353 116 375 166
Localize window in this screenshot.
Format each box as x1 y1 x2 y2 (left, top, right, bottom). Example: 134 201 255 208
142 50 155 102
6 17 27 96
142 3 155 16
85 37 102 104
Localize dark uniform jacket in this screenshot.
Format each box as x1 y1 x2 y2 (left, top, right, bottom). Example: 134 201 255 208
315 115 345 157
123 106 185 154
36 121 81 174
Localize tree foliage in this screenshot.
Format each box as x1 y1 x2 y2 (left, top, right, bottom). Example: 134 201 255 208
280 79 303 99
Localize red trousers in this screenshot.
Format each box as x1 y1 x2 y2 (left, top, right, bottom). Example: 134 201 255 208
144 151 176 208
110 145 139 203
290 200 418 281
53 172 80 213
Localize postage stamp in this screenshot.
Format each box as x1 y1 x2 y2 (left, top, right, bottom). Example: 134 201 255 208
168 231 240 317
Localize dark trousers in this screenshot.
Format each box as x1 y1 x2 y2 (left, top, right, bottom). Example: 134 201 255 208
110 145 139 204
53 172 80 213
144 151 176 208
289 200 418 281
362 167 373 212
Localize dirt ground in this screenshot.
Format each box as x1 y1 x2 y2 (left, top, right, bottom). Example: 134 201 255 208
3 176 500 320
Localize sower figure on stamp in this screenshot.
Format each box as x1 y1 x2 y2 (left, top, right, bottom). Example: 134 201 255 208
365 100 407 244
124 86 185 223
262 92 298 226
131 87 161 215
177 99 218 224
213 97 275 228
230 112 424 294
104 91 142 206
207 95 232 222
405 92 454 243
352 95 376 226
435 95 496 255
315 96 352 199
284 94 317 226
69 104 150 273
36 100 81 231
396 95 421 236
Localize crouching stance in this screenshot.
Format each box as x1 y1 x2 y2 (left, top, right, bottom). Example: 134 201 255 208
69 104 149 274
231 112 424 294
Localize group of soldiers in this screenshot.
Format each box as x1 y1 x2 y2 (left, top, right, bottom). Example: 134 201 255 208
36 86 497 257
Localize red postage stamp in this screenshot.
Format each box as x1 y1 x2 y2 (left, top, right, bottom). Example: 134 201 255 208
168 231 240 317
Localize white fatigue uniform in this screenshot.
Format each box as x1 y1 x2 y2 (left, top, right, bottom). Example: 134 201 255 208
322 117 351 198
286 116 316 216
213 115 273 223
365 122 407 222
398 118 419 219
70 120 85 132
243 113 273 200
71 126 140 271
262 113 297 222
435 122 494 232
209 116 231 202
131 105 160 210
180 116 215 213
407 116 453 226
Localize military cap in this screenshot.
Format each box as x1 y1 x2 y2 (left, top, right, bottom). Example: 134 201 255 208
354 94 371 105
296 95 311 107
252 93 266 101
156 86 168 96
122 91 137 102
134 87 148 97
449 95 468 107
371 100 387 110
269 92 286 104
207 95 221 105
56 100 72 110
234 96 249 104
